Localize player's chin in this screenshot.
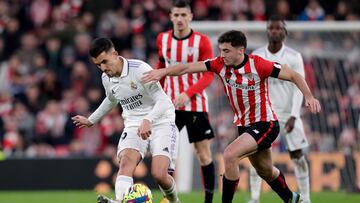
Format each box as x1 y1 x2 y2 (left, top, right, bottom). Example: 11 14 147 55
177 25 185 30
223 61 231 66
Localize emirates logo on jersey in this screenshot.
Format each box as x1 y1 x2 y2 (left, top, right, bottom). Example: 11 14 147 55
130 81 138 90
225 78 256 90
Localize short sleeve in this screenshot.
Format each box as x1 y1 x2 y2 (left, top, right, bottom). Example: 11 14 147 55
136 62 164 94
199 35 214 61
101 74 117 102
204 56 224 74
156 33 165 69
293 53 305 77
253 55 280 80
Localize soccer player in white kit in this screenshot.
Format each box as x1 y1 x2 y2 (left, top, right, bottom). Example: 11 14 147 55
249 15 311 203
72 38 180 203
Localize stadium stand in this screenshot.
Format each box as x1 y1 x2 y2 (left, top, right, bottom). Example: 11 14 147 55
0 0 359 192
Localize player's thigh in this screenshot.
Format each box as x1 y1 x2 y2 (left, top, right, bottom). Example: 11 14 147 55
238 120 280 152
149 122 179 170
282 119 308 151
117 127 148 159
224 132 257 161
185 112 215 143
193 139 211 154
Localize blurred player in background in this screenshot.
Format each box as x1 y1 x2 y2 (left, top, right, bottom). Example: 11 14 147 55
72 38 180 203
156 1 215 202
249 15 311 203
142 30 321 203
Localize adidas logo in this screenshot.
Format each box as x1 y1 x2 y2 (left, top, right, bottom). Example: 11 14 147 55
205 129 212 135
253 129 259 134
162 147 169 153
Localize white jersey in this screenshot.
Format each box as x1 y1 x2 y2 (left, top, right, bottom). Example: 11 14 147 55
88 57 175 127
252 44 305 122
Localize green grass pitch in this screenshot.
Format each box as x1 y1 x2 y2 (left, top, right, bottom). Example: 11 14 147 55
0 190 360 203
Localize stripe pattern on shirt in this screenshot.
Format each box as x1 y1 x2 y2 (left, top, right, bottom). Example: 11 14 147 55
159 32 208 112
216 57 277 126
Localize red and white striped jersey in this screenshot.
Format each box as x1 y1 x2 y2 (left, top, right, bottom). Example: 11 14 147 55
205 54 281 126
157 30 214 112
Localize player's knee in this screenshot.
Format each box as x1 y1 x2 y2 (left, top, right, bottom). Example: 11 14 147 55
252 163 274 180
223 147 236 164
118 155 135 172
289 149 303 159
195 148 212 164
151 168 167 182
256 168 273 181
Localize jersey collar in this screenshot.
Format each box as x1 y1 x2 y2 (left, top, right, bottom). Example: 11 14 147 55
109 56 129 83
232 54 249 70
172 29 193 40
265 43 285 58
119 56 129 78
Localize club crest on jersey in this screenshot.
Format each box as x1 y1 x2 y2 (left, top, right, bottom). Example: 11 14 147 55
245 73 256 83
130 81 138 90
188 47 194 56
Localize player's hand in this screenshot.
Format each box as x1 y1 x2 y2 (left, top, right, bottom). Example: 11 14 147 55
285 116 296 133
138 119 152 140
72 115 93 128
174 92 190 108
305 96 321 113
141 69 167 84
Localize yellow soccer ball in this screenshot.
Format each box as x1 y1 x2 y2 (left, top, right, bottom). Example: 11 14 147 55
123 183 153 203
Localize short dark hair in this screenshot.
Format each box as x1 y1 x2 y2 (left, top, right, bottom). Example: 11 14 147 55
173 0 191 9
89 37 114 58
268 15 286 26
218 30 247 48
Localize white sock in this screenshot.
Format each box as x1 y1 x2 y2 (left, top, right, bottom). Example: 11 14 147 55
115 175 133 201
249 166 262 200
293 156 310 202
159 176 179 203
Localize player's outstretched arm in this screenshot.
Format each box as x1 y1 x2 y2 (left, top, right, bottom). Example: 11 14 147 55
278 64 321 114
141 62 207 84
72 97 118 128
72 115 93 128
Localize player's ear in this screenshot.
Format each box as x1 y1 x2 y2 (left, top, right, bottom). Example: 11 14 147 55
112 50 119 57
237 46 245 55
241 47 246 54
169 8 173 19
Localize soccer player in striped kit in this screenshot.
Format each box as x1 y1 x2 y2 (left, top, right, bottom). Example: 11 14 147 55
72 38 180 203
142 30 321 203
248 15 311 203
156 1 215 202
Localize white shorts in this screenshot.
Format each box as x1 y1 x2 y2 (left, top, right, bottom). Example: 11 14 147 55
117 122 179 171
279 118 308 151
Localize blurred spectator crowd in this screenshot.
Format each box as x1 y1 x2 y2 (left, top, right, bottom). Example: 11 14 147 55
0 0 359 158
